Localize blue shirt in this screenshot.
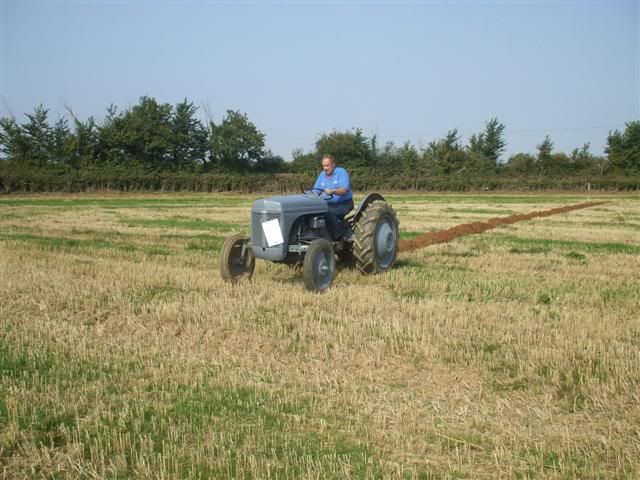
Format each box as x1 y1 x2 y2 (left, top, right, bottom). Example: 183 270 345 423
313 167 353 204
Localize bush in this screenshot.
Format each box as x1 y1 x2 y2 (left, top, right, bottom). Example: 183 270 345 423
1 163 638 194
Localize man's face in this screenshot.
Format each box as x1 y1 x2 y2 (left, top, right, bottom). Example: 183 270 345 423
322 158 336 176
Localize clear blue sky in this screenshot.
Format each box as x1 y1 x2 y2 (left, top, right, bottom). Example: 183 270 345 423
1 1 638 161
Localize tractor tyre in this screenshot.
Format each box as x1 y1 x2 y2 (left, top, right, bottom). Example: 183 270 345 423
219 233 255 282
353 200 399 274
303 239 335 292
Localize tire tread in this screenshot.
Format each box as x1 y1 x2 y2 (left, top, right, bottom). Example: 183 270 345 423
353 201 399 274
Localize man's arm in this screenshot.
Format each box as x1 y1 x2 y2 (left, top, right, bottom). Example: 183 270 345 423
325 187 348 195
324 169 350 196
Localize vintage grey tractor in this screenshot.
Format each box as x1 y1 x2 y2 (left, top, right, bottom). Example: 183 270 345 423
219 189 399 291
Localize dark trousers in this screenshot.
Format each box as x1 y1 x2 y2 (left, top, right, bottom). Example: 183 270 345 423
326 199 354 240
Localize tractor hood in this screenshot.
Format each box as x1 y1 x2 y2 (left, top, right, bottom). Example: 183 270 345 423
252 195 328 215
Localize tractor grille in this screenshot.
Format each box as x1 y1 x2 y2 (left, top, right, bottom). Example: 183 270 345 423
251 211 281 248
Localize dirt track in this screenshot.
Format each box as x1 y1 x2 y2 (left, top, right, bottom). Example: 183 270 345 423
398 201 606 253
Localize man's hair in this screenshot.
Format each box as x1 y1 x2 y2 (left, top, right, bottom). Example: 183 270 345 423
322 154 336 164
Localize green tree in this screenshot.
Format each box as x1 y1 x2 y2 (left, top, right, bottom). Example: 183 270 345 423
254 149 286 173
370 134 378 165
569 143 595 174
124 96 173 170
570 143 591 163
209 110 265 172
96 97 174 170
95 104 123 166
536 135 554 175
171 100 207 171
69 116 98 171
50 117 74 166
550 152 571 175
22 105 53 167
315 129 371 169
375 140 426 184
606 121 640 173
289 148 317 174
503 153 536 176
97 96 175 171
424 129 464 174
468 118 506 165
61 104 99 171
98 97 173 170
0 117 28 164
399 141 421 180
375 141 398 176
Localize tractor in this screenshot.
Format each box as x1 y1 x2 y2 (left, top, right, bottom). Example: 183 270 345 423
219 189 399 291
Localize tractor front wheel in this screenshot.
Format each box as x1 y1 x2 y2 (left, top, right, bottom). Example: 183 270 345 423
303 239 335 292
219 233 255 282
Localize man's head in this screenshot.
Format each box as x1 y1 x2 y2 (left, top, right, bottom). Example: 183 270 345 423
321 154 336 176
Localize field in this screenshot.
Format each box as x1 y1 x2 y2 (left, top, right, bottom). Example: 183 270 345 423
1 192 639 479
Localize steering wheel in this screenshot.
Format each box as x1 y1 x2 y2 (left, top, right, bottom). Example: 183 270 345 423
301 186 333 199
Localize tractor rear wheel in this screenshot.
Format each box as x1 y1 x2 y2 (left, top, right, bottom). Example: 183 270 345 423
219 233 255 282
303 239 335 292
353 201 399 274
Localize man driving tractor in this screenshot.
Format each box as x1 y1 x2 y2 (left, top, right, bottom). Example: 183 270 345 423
313 154 354 240
219 153 398 291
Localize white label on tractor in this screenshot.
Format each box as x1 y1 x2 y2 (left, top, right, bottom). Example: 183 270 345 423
261 219 284 247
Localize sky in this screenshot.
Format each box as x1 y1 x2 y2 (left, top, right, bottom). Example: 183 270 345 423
1 0 638 161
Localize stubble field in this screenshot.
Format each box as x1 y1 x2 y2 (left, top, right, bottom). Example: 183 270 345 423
1 192 639 479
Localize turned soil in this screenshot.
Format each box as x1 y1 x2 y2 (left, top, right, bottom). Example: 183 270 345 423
398 201 606 252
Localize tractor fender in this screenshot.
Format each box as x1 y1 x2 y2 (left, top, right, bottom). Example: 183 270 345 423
349 193 386 225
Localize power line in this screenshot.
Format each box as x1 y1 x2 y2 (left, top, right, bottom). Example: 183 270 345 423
267 124 627 142
506 125 626 134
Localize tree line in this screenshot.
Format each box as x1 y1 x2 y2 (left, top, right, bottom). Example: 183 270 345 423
1 96 638 192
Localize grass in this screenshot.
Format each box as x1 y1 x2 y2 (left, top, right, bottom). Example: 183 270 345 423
386 193 640 204
121 216 248 232
443 207 517 215
1 192 639 478
486 233 640 254
0 232 175 256
399 230 423 240
0 194 255 208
